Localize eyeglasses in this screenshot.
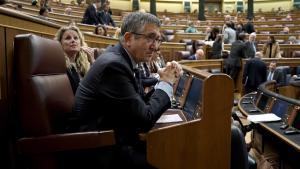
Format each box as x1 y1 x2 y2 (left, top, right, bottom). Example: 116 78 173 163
131 32 162 45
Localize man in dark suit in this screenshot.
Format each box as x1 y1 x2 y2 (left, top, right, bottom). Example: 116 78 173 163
226 33 246 85
242 52 267 94
245 33 258 58
73 12 181 169
98 2 115 27
266 61 285 86
82 0 102 25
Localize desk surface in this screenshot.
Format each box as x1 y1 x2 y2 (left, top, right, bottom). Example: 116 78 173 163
238 93 300 152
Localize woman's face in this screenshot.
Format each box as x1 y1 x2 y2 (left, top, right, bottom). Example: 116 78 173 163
61 30 81 57
97 27 105 35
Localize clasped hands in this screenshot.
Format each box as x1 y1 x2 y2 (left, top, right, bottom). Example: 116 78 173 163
158 61 183 85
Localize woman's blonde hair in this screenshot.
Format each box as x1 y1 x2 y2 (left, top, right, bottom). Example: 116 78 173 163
54 25 90 76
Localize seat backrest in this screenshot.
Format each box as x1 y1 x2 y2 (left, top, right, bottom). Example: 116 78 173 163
182 77 203 120
292 51 300 58
231 125 249 169
175 51 191 60
14 34 74 137
276 66 291 85
179 39 192 45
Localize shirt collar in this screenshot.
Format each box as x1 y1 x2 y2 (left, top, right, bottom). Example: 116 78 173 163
123 47 138 69
93 4 97 11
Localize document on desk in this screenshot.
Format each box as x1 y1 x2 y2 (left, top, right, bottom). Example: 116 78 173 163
247 113 281 123
156 114 183 123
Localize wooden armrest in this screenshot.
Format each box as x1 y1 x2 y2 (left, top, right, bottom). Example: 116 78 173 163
17 130 115 155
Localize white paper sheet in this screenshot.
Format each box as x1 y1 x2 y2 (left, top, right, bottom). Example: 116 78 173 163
247 113 281 123
156 114 183 123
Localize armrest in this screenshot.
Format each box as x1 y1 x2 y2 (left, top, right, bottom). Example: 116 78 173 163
17 130 115 155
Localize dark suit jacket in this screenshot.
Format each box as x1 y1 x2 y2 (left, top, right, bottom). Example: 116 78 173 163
243 58 267 89
82 5 102 25
73 43 170 144
98 11 115 27
228 40 246 68
211 41 222 59
267 69 285 86
244 41 258 58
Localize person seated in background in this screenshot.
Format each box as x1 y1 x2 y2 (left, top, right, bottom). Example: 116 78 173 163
245 32 257 58
98 2 115 27
187 49 204 60
242 52 267 94
266 61 284 86
257 16 266 22
262 36 281 58
37 7 49 20
71 12 182 169
161 17 171 25
206 27 219 41
138 61 159 93
149 50 166 77
185 21 198 33
211 34 223 59
82 0 102 25
286 13 293 21
55 25 95 94
204 26 212 40
282 26 290 34
94 25 107 36
286 36 297 44
194 20 201 27
64 7 72 15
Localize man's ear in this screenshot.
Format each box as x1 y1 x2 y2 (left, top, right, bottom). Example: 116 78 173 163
124 32 132 47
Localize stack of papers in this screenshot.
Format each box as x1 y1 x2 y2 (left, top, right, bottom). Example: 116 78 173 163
156 114 183 123
247 113 281 123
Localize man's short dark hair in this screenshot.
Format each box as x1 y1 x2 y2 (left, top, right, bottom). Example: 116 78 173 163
120 12 160 42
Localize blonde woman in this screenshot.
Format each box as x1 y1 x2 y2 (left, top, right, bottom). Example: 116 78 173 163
55 25 95 94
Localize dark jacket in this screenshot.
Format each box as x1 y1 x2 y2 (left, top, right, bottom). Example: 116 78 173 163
211 41 222 59
243 58 267 93
267 69 285 86
98 11 115 27
82 5 102 25
245 41 258 58
228 40 246 68
73 43 170 142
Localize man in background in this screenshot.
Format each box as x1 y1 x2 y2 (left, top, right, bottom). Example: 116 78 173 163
242 52 267 94
267 61 285 86
245 33 258 58
82 0 102 25
187 49 205 60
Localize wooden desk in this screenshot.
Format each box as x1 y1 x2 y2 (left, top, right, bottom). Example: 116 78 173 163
238 93 300 168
